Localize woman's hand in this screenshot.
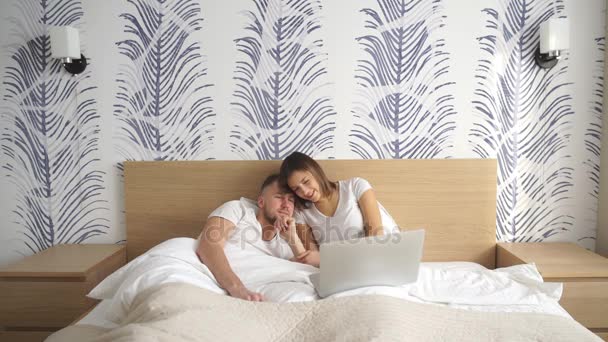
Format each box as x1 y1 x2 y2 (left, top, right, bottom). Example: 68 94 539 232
291 250 320 267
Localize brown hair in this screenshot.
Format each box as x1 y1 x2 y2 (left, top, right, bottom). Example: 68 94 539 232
279 152 337 207
259 173 290 196
260 174 280 193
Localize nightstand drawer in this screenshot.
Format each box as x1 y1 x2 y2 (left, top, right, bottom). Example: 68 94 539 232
558 281 608 329
0 280 98 328
0 330 55 342
497 242 608 334
0 244 126 334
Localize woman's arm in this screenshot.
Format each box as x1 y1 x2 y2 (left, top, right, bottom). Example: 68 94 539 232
296 223 319 251
358 189 384 236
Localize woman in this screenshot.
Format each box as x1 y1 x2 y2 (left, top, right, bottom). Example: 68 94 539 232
278 152 399 267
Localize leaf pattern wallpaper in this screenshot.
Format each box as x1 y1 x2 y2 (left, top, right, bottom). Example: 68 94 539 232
1 0 108 256
350 0 456 159
230 0 336 160
469 0 575 242
0 0 605 264
114 0 216 162
583 35 605 242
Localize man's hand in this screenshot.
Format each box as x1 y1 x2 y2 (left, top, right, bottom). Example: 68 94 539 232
291 250 320 267
275 215 308 258
227 285 264 302
275 215 298 241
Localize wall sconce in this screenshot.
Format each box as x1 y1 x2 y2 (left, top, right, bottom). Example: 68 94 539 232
535 18 570 69
50 26 87 75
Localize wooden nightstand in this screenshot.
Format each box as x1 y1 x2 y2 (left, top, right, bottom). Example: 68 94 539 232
0 244 126 342
496 242 608 341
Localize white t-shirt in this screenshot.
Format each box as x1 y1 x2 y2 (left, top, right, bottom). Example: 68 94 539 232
294 177 398 244
208 198 294 259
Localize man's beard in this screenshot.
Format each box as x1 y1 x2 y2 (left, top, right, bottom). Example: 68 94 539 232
263 207 276 225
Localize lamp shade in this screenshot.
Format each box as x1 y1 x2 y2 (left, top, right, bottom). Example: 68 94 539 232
539 18 570 54
50 26 81 59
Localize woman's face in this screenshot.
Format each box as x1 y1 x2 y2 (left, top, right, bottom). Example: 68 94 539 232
287 170 322 203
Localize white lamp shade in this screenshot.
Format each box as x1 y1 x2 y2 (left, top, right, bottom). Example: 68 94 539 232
50 26 81 59
539 18 570 54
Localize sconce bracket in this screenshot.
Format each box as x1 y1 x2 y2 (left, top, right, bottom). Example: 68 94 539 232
534 47 558 69
62 54 87 75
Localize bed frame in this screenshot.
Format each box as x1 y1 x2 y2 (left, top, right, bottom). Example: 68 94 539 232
124 159 498 268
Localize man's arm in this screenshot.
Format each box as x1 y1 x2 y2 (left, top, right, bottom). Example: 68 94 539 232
196 216 263 301
290 223 320 267
277 217 306 257
275 218 319 267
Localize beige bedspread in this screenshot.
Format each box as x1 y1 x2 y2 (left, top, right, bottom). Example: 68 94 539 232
46 282 600 342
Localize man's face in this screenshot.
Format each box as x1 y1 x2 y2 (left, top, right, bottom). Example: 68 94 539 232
259 181 295 223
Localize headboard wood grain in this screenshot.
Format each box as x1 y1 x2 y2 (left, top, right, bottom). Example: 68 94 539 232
124 159 497 267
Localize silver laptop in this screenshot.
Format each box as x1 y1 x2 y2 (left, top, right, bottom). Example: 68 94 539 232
310 229 425 298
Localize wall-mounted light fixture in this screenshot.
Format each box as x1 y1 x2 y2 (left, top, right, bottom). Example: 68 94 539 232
50 26 87 75
535 18 570 69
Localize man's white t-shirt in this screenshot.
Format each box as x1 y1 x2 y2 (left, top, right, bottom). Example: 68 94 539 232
208 197 294 259
294 177 399 244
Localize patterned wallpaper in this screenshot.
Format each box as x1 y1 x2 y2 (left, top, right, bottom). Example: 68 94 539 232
0 0 604 266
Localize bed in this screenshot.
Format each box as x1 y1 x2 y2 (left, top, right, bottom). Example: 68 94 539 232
45 159 601 341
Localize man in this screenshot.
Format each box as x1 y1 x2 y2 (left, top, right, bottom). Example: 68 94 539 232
196 174 306 302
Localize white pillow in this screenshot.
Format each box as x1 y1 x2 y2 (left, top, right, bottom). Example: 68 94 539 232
88 237 210 300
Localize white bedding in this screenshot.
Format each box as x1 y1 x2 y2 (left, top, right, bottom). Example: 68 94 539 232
77 299 118 329
78 237 573 328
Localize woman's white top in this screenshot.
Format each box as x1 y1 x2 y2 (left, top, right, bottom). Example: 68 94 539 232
294 177 398 244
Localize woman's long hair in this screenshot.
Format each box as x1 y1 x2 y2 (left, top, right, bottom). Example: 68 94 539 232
279 152 337 208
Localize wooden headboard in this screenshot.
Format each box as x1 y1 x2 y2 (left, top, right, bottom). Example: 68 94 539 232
124 159 497 267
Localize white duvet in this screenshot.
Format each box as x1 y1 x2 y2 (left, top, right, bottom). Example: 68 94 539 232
57 282 598 342
86 238 569 325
